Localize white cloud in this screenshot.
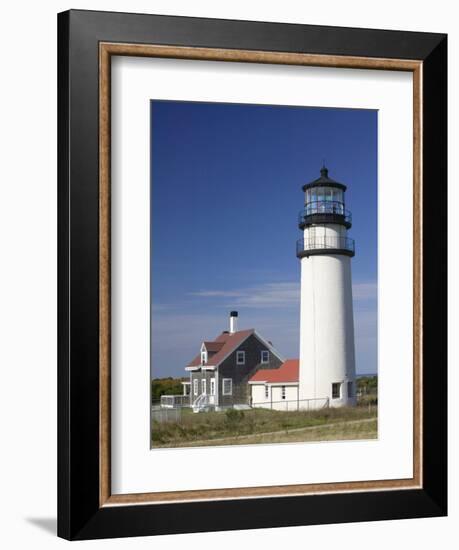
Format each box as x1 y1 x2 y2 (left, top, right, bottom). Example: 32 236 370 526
191 279 377 308
189 290 244 298
191 282 299 308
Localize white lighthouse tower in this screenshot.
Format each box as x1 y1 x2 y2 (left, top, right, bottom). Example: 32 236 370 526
297 166 357 408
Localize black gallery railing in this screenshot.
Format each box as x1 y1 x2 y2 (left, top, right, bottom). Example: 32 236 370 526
298 201 352 226
296 236 355 256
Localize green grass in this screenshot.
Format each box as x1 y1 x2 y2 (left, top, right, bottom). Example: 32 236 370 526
151 403 377 448
190 418 378 447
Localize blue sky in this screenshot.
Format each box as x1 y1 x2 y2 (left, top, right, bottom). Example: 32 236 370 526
150 100 377 378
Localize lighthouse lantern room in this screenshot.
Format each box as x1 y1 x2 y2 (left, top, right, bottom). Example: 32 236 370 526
297 166 357 408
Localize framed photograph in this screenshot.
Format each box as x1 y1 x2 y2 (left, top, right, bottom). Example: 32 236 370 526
58 9 447 540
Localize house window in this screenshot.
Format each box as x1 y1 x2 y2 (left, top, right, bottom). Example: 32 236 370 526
265 385 269 399
347 381 353 398
201 350 207 364
222 378 232 395
193 379 198 396
261 350 269 364
210 378 215 395
332 382 341 399
236 350 245 365
281 386 286 400
201 379 206 395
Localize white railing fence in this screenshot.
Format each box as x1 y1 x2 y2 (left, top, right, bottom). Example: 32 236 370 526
160 394 190 409
151 406 181 424
156 395 330 414
252 397 330 411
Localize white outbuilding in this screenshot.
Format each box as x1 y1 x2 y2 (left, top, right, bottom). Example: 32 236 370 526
249 359 300 410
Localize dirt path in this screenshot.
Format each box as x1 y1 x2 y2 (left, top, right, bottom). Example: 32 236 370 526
160 417 377 448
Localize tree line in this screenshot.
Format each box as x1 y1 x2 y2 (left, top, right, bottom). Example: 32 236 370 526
357 375 378 395
151 377 186 403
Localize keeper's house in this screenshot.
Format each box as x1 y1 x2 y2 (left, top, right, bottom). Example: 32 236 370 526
184 311 298 412
184 311 296 412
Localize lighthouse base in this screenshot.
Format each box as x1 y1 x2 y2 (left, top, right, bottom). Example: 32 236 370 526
298 253 357 409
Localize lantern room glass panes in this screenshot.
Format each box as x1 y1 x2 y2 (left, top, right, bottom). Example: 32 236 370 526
305 186 344 215
316 187 326 203
333 188 344 203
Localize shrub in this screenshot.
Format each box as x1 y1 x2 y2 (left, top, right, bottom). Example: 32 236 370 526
224 408 244 429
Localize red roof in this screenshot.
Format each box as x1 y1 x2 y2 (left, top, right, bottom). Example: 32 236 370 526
187 329 255 368
203 341 224 353
249 359 299 384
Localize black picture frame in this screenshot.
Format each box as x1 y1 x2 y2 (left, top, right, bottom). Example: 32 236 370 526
58 9 447 540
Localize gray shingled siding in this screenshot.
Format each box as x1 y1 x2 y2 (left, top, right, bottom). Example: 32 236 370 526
218 334 282 407
188 334 282 408
190 369 216 404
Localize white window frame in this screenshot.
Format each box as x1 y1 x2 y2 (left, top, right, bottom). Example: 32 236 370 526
201 379 206 395
332 382 341 399
281 386 286 400
210 378 215 396
201 350 207 364
222 378 233 396
261 350 269 364
193 379 198 396
236 350 245 365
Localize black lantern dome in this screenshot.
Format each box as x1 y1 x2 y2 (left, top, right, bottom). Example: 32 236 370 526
298 166 352 230
302 166 347 192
